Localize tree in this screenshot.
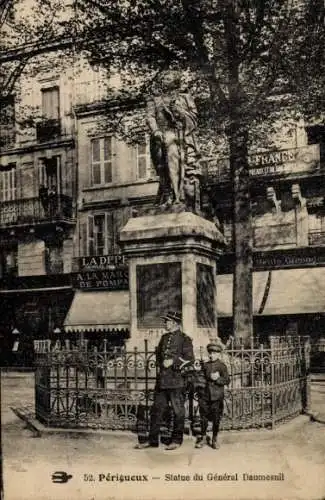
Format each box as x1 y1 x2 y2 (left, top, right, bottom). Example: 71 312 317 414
0 0 76 97
76 0 325 340
0 0 78 152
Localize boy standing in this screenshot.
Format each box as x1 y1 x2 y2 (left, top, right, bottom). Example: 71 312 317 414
195 342 230 450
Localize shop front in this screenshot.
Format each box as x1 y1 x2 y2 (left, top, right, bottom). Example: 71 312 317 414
64 255 130 349
0 284 73 367
217 267 325 370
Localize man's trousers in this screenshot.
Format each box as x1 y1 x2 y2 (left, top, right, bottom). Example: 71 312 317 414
148 388 186 446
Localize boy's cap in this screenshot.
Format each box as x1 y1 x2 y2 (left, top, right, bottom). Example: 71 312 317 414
207 342 222 353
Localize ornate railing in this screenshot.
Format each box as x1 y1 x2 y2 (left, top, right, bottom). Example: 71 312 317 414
34 336 310 433
36 119 61 142
308 230 325 246
0 195 73 226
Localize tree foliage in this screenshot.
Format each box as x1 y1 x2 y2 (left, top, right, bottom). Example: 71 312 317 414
76 0 325 339
77 1 325 132
0 0 75 98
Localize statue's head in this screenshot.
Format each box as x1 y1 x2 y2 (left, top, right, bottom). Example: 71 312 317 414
158 71 182 92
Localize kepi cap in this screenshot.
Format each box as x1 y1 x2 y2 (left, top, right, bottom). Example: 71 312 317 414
161 311 182 323
207 342 223 353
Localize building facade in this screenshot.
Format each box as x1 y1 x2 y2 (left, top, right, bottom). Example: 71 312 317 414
0 52 77 365
1 45 325 367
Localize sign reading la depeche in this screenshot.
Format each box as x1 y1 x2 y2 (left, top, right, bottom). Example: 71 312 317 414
77 254 127 270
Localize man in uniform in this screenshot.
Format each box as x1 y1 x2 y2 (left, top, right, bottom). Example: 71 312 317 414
135 311 194 450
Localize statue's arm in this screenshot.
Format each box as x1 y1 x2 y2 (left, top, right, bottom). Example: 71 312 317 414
146 99 159 135
183 94 198 134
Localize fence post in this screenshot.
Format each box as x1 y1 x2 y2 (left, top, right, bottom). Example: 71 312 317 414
304 338 311 413
144 339 149 436
270 337 276 429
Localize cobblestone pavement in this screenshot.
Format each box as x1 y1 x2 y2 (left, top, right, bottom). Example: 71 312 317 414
1 373 325 500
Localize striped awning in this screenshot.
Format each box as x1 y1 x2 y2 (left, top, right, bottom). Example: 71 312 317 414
217 268 325 316
63 290 130 333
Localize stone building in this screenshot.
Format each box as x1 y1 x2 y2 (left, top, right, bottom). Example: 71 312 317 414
64 77 325 369
1 22 324 367
0 52 78 365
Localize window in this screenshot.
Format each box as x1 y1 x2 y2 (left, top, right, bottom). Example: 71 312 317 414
0 95 15 149
0 163 16 201
0 247 18 279
83 207 131 256
94 214 106 255
91 137 113 185
41 87 60 120
135 136 150 180
38 157 61 193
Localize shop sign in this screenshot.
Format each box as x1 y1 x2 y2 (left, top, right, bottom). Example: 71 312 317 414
219 248 325 273
254 251 325 270
72 268 129 290
73 254 127 271
207 144 320 180
249 144 320 176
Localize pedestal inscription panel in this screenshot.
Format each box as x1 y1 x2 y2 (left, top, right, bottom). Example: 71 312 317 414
136 263 182 328
196 263 215 327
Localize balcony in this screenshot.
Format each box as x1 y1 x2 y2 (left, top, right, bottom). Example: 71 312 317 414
36 119 61 142
0 195 74 228
308 231 325 246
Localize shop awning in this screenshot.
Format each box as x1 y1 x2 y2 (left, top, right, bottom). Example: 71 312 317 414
217 271 271 317
63 290 130 333
217 268 325 316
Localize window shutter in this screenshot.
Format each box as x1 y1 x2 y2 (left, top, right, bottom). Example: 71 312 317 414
39 159 44 187
11 166 16 200
114 207 131 252
105 212 114 253
87 214 95 256
42 87 59 119
0 164 16 201
80 221 87 257
103 136 113 183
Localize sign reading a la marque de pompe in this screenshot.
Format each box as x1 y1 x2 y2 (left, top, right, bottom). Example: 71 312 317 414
72 268 129 290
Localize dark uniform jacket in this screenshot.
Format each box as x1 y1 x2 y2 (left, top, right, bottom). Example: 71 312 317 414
200 359 230 401
156 329 194 390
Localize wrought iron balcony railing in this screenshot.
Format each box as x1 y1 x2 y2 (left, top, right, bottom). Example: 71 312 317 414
36 119 61 142
308 230 325 246
0 194 74 227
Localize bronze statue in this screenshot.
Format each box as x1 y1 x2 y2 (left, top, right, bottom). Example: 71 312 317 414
146 73 201 212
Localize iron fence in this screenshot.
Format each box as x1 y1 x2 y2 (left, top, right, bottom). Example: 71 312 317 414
35 336 310 434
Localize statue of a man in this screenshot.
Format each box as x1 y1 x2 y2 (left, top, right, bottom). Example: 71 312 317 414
147 73 201 210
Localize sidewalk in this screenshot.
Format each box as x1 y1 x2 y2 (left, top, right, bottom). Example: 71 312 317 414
2 415 325 500
2 373 325 500
309 374 325 424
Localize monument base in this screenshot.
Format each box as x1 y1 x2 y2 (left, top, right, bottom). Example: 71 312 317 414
120 211 225 351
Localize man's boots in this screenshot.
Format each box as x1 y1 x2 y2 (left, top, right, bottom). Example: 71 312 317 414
195 436 205 448
211 435 220 450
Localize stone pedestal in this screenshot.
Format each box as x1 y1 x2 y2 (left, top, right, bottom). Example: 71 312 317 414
120 212 225 351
